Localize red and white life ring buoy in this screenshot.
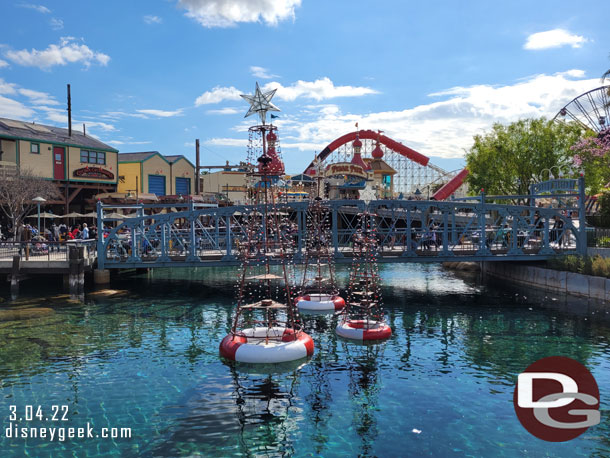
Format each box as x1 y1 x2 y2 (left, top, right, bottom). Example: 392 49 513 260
219 326 314 363
336 320 392 341
295 294 345 311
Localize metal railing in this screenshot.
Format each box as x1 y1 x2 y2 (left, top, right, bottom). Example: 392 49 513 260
96 179 586 268
0 239 97 262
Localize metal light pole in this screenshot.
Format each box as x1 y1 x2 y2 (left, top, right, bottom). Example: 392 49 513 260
32 196 46 234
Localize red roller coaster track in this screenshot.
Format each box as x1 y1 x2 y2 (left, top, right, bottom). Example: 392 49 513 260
305 129 468 200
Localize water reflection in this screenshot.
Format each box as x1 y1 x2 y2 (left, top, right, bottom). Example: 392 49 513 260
0 264 607 457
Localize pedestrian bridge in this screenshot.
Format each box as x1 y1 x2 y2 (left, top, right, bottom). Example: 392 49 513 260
96 178 586 269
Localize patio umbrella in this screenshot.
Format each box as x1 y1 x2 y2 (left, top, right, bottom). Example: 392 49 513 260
26 212 58 232
26 212 58 219
104 212 125 219
82 212 98 218
60 212 84 218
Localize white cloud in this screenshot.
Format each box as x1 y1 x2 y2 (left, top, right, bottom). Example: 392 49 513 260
18 88 59 105
100 111 149 120
3 37 110 70
206 107 241 115
205 138 249 147
195 78 377 107
0 59 9 69
524 29 588 50
0 95 35 119
17 3 50 14
269 70 600 161
143 15 162 24
0 78 17 95
136 108 184 117
263 77 378 101
36 106 116 131
177 0 301 27
195 86 242 105
250 66 279 79
49 18 64 30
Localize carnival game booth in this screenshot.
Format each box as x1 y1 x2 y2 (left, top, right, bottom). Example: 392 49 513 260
336 211 392 341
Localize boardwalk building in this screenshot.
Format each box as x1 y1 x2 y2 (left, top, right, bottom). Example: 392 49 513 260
118 152 195 197
0 117 118 212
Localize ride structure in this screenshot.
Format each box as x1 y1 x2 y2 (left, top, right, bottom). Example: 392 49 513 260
294 159 345 312
336 211 392 341
219 83 314 364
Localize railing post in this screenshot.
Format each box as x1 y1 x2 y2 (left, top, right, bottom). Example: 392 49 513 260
539 214 554 255
442 208 452 255
296 205 304 256
331 203 343 258
159 221 170 262
477 190 491 255
222 213 234 261
186 202 199 262
578 175 587 255
402 205 415 257
96 201 104 270
214 213 220 250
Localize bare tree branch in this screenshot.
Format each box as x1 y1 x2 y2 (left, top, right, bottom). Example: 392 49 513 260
0 168 60 239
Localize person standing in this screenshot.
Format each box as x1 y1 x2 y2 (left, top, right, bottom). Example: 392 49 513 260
82 223 89 240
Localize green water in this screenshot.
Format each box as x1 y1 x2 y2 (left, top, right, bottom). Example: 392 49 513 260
0 264 608 457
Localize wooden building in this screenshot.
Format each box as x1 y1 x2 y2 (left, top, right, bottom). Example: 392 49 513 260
0 117 118 212
118 152 195 197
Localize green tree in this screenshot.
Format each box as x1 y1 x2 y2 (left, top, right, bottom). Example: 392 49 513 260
465 118 583 198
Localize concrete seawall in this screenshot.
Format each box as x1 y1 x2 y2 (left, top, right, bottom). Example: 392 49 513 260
482 262 609 302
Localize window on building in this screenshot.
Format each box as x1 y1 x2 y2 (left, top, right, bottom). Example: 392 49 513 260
30 143 40 154
383 174 391 188
80 150 106 165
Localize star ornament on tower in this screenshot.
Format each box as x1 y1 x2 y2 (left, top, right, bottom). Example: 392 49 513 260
240 82 280 125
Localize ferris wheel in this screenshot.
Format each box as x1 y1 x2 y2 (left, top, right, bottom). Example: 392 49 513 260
553 85 610 133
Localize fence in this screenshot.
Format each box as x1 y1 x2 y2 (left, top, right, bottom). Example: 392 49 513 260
0 239 97 262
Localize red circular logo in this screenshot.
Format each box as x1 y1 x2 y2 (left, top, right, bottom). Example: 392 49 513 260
513 356 600 442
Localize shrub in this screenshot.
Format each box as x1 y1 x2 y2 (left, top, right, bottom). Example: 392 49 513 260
591 255 610 277
547 254 610 278
598 236 610 248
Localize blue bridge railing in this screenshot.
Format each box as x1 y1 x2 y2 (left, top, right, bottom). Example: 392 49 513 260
96 177 586 269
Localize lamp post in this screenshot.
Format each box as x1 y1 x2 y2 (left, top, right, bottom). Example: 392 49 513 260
32 196 46 235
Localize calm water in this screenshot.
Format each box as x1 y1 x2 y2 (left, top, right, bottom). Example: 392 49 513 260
0 264 609 457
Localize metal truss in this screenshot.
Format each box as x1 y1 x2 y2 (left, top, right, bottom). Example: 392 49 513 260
97 177 586 269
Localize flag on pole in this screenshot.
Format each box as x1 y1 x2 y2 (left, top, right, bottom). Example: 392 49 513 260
270 114 279 119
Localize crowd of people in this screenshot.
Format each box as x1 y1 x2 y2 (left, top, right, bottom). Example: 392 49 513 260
0 221 98 243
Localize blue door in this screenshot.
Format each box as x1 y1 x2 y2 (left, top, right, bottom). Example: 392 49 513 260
148 175 166 196
175 177 190 195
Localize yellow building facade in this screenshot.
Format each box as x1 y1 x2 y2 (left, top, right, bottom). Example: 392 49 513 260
118 152 195 196
200 170 249 204
0 117 119 212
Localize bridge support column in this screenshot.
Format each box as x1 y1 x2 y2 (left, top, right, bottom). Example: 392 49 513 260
94 269 110 285
10 255 20 297
68 246 85 295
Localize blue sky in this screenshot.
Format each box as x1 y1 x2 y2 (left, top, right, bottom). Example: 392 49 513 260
1 0 609 174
